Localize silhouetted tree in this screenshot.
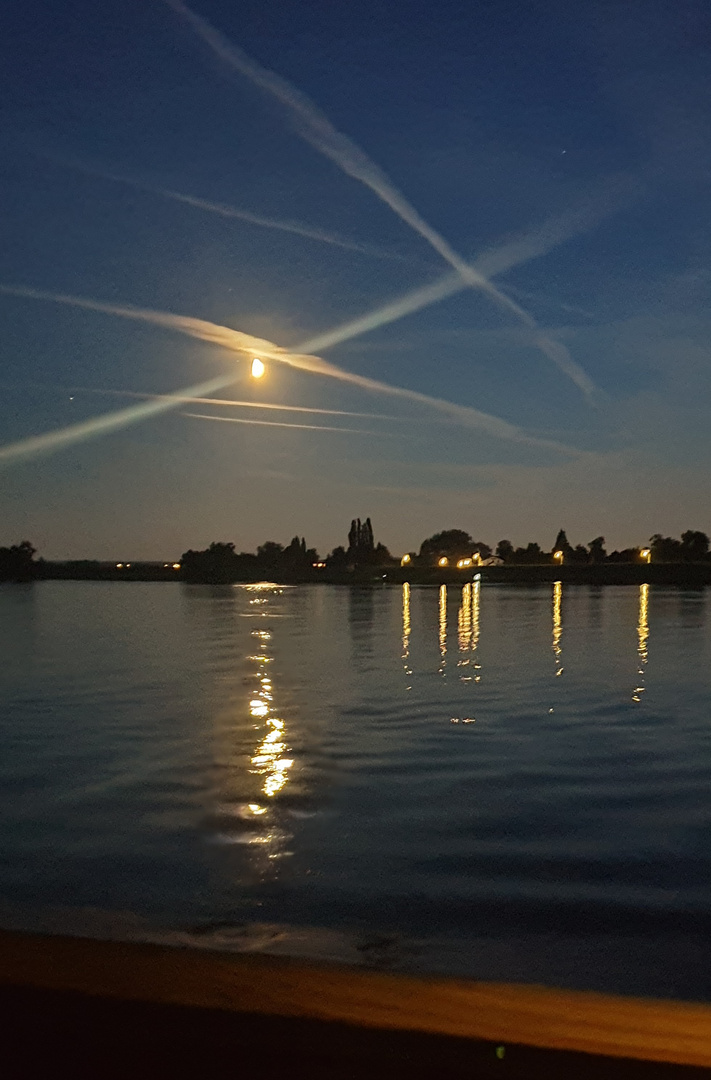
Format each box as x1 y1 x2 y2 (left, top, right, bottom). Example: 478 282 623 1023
650 534 682 562
588 537 607 563
373 541 397 566
513 542 546 564
495 540 515 562
326 545 348 568
680 530 710 562
0 540 37 582
419 529 473 562
471 541 493 559
607 547 641 563
553 529 573 557
567 544 589 564
181 541 242 583
347 517 377 565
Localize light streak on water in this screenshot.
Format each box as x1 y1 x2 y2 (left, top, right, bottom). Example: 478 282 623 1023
161 0 615 397
633 583 650 702
552 581 564 677
439 584 448 675
402 582 412 685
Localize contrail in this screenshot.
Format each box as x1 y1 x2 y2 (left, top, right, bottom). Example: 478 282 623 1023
161 0 600 397
0 374 234 467
182 412 402 435
45 156 407 262
0 285 576 455
74 387 397 420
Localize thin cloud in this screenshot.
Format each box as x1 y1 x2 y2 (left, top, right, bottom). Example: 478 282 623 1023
0 374 234 467
42 155 408 262
74 386 398 420
162 0 602 397
0 284 578 454
182 412 403 435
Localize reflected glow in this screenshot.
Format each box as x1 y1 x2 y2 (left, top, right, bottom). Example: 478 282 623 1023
439 584 447 672
633 583 649 702
458 582 472 653
243 588 296 817
472 579 481 680
552 581 563 676
402 582 412 684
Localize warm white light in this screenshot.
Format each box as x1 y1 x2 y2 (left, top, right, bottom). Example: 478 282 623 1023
401 553 411 566
251 357 265 378
553 550 564 563
172 562 181 570
438 556 449 567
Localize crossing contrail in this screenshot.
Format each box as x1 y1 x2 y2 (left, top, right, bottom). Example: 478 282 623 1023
182 412 402 435
43 156 408 262
74 386 397 420
0 183 617 464
0 284 577 457
161 0 601 397
0 374 234 467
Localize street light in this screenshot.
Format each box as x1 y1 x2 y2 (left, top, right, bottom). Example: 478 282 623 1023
640 548 651 564
553 550 564 565
438 556 449 568
401 553 411 567
457 557 473 569
251 357 265 378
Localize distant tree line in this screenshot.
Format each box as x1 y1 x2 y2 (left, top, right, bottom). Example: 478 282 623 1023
3 525 711 585
406 527 711 566
0 541 36 582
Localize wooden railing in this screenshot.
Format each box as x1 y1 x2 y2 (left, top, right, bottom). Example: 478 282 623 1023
1 930 710 1071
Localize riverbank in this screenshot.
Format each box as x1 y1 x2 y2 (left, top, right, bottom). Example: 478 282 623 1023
0 930 709 1077
25 561 711 586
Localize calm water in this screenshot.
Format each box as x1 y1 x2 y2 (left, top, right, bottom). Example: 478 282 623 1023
2 580 711 1000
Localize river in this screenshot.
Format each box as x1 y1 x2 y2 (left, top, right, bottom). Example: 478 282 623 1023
1 580 710 1000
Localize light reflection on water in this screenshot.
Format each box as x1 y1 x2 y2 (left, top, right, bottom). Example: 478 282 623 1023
633 583 649 702
2 580 711 1001
552 580 563 677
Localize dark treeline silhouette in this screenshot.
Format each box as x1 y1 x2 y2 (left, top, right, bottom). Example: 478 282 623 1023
0 541 36 582
4 525 711 585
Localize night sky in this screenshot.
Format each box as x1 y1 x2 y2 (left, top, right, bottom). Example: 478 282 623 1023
2 0 710 560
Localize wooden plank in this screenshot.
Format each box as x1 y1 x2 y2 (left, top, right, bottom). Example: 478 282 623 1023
0 930 710 1068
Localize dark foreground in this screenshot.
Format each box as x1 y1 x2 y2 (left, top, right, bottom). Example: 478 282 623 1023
1 931 709 1079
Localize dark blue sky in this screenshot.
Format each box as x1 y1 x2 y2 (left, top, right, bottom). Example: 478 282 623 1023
1 0 710 558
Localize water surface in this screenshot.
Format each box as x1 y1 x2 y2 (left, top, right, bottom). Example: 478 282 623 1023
1 580 710 1000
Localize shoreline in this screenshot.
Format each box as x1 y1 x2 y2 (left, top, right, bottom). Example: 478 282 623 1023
14 562 711 587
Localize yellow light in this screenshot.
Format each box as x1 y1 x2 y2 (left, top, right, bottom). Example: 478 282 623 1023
640 548 651 564
553 550 564 563
172 562 181 570
251 357 265 378
438 556 449 567
472 552 481 564
401 553 411 566
457 558 472 569
116 563 123 569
